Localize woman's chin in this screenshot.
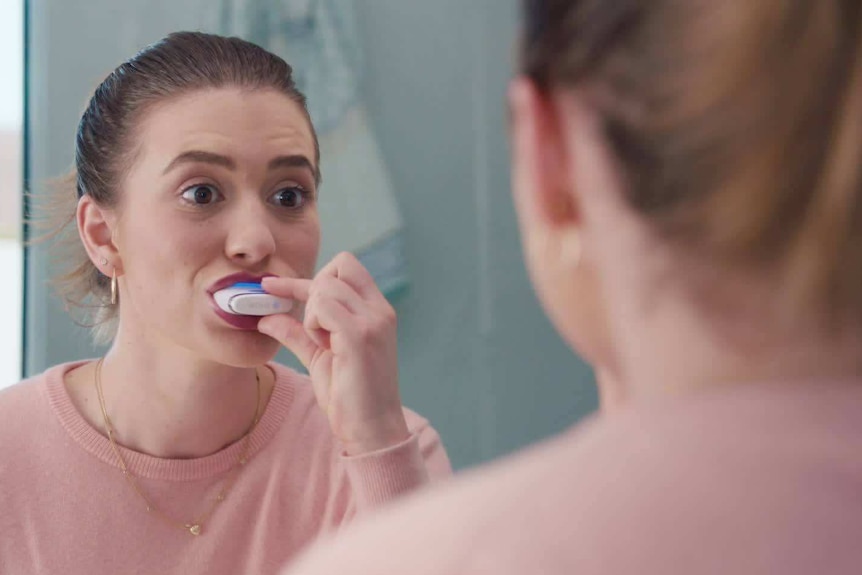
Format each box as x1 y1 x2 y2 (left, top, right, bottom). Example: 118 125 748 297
203 328 282 367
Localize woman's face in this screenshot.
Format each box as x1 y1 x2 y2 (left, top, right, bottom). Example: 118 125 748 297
110 87 320 366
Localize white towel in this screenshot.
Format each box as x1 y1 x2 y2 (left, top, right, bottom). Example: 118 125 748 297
220 0 408 297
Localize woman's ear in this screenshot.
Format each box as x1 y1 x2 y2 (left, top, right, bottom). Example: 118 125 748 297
509 77 581 270
77 195 122 276
509 78 617 371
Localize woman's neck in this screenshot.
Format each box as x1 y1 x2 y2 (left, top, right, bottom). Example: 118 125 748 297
589 201 862 404
67 333 272 459
613 283 862 402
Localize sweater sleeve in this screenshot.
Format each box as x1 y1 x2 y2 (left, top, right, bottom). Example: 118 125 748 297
276 365 452 537
342 415 451 510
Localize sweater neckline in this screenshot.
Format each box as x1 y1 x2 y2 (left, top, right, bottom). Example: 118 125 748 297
45 360 298 481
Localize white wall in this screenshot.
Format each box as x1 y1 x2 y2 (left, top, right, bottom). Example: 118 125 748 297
0 0 22 389
0 240 22 389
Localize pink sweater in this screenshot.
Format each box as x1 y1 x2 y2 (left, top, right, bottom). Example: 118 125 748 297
0 361 451 574
285 379 862 575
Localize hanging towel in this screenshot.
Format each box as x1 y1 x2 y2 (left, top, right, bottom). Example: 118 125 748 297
219 0 409 298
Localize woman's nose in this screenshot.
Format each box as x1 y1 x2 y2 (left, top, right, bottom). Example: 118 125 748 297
224 202 276 265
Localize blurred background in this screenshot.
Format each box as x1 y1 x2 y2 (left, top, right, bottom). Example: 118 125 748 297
9 0 596 470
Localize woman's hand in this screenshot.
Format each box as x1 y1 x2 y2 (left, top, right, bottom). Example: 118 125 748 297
257 252 409 455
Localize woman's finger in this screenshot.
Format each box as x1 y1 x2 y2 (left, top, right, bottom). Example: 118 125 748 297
317 252 385 304
261 276 312 302
309 274 367 315
304 293 356 341
257 313 318 369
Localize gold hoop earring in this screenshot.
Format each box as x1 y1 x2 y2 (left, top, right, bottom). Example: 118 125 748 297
111 269 118 306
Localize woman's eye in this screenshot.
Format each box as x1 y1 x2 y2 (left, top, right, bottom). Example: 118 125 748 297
181 184 221 205
271 186 308 209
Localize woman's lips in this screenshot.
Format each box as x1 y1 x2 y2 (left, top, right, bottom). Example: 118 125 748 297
207 272 279 330
208 273 276 295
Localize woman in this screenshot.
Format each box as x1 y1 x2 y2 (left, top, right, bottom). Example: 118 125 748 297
0 32 450 574
285 0 862 573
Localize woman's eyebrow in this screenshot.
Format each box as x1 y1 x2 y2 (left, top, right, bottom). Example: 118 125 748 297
268 154 319 184
162 150 235 174
162 151 318 183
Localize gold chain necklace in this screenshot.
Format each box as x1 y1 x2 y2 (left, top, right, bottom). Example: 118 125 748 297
94 358 261 536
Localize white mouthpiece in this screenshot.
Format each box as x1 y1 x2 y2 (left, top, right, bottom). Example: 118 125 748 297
213 284 293 316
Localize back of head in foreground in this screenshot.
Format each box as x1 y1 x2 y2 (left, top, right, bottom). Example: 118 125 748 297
282 1 862 573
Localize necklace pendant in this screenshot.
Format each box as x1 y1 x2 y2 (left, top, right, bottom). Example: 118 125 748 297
188 524 202 536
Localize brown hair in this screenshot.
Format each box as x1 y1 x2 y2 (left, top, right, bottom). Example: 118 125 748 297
39 31 319 343
522 0 862 329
